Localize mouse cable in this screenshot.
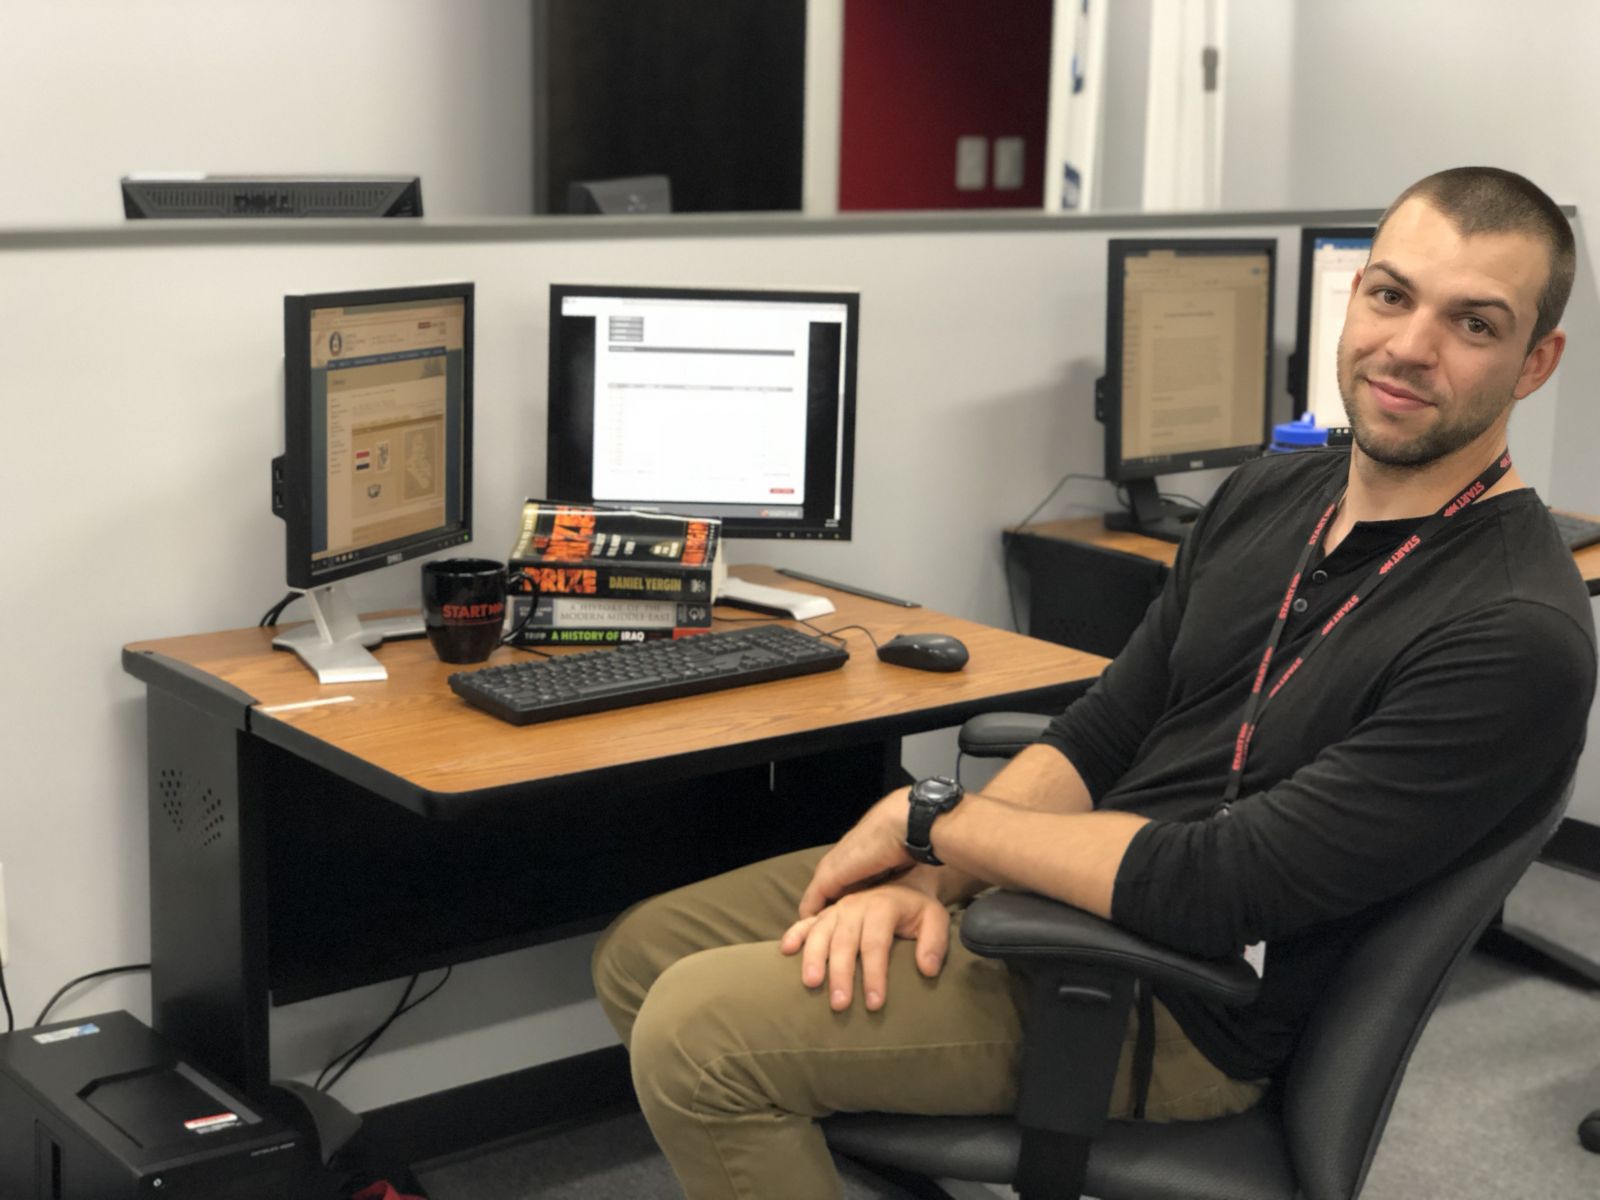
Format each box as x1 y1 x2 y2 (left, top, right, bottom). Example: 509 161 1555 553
259 592 299 628
1016 472 1113 532
505 643 555 657
500 597 554 655
807 622 879 650
0 957 13 1034
34 963 152 1029
316 966 452 1094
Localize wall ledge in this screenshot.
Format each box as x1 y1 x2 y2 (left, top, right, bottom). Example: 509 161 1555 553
0 206 1417 251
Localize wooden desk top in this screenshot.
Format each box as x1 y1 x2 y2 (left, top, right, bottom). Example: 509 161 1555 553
1015 513 1600 591
125 566 1105 813
1574 537 1600 591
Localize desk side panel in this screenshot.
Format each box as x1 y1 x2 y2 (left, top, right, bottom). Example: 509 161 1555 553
145 687 270 1092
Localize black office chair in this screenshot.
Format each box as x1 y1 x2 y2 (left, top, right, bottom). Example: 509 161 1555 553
824 713 1577 1200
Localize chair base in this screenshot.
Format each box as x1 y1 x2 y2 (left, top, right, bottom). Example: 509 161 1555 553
1580 1110 1600 1153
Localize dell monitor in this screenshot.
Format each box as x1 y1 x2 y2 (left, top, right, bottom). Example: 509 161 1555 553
1097 239 1276 543
122 174 423 218
545 284 857 542
1289 226 1374 429
271 282 473 681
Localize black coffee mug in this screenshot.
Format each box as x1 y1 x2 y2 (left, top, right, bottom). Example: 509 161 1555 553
421 558 508 664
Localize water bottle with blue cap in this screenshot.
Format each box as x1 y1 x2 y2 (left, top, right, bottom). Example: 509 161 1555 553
1269 413 1330 454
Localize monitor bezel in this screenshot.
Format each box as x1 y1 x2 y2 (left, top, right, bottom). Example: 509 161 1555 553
545 282 859 541
279 281 475 590
1102 237 1278 485
1287 225 1375 414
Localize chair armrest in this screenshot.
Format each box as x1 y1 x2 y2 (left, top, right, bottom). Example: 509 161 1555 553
961 890 1261 1007
958 712 1053 759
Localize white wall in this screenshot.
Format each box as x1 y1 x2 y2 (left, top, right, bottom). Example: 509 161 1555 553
0 0 534 224
1095 0 1155 211
803 0 844 216
1221 0 1600 821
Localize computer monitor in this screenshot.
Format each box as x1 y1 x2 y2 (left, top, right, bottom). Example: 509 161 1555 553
1096 238 1276 542
566 175 673 215
1289 226 1374 429
545 284 858 541
271 282 473 681
121 174 423 218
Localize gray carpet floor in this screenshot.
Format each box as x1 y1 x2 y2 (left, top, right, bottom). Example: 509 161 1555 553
418 862 1600 1199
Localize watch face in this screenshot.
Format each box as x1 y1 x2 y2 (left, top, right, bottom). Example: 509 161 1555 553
914 776 961 805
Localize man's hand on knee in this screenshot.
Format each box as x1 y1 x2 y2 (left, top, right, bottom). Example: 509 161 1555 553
797 788 916 919
779 882 950 1012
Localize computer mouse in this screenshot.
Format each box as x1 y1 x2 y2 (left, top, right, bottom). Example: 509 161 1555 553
877 632 969 672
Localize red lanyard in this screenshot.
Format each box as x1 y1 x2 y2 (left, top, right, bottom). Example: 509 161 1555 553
1220 449 1513 810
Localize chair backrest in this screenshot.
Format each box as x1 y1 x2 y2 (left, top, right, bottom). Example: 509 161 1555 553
1278 767 1575 1200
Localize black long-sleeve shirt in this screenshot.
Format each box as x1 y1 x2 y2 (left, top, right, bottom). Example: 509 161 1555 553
1041 450 1596 1079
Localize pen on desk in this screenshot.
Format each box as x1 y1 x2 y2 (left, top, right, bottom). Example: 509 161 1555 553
258 695 356 714
775 568 920 608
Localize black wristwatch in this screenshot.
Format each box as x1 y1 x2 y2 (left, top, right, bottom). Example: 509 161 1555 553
904 776 964 866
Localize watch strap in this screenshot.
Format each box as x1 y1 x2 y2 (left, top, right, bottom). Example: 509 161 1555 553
905 776 963 866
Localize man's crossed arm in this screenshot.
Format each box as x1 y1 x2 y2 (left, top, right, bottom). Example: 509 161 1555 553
779 744 1150 1011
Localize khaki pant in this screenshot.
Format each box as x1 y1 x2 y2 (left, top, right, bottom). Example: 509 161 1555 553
592 845 1265 1200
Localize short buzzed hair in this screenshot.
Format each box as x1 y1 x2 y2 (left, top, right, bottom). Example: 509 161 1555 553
1375 167 1575 350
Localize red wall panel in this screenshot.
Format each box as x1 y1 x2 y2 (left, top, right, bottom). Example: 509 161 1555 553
839 1 1055 211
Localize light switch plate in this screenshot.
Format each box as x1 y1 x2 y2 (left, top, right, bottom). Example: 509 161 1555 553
994 137 1025 190
956 136 988 191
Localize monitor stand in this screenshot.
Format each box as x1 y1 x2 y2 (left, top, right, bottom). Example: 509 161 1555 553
1102 479 1200 545
271 585 425 684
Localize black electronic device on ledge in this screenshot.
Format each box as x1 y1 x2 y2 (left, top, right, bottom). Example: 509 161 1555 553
567 174 673 214
1095 238 1277 544
122 173 423 219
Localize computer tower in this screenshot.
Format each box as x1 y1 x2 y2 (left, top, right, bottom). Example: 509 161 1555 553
0 1010 311 1198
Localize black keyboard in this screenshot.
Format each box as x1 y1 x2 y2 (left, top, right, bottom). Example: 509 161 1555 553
1550 508 1600 551
449 624 850 725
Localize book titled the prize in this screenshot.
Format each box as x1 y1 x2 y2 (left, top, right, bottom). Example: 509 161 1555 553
511 560 714 602
510 499 720 566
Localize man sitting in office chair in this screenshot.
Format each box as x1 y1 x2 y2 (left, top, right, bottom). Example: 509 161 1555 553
591 166 1597 1200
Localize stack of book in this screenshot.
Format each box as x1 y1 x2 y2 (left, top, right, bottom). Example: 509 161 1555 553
506 499 721 646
